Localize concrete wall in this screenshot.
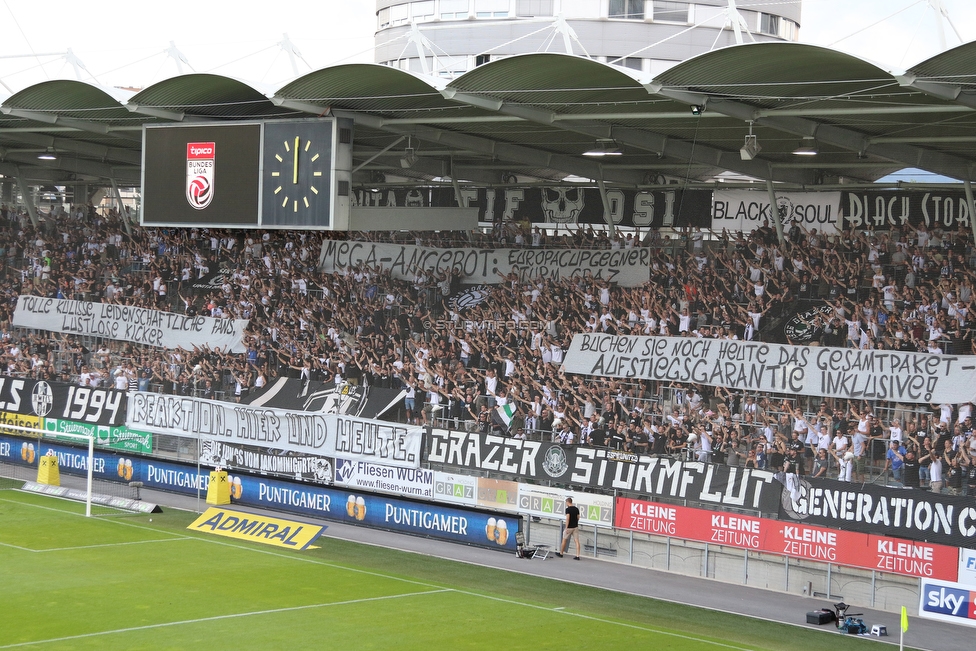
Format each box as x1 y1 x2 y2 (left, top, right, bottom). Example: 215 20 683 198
523 517 921 615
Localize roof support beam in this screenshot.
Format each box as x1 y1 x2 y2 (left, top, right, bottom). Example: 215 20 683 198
0 108 140 141
125 104 188 122
439 87 815 184
0 132 141 165
646 84 974 180
332 109 645 186
15 173 39 228
895 75 976 110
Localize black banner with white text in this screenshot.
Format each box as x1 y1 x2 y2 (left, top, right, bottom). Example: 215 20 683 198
0 376 126 426
425 429 781 512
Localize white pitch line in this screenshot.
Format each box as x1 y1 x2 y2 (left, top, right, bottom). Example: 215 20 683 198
448 588 760 651
0 494 776 650
0 538 192 554
0 589 451 649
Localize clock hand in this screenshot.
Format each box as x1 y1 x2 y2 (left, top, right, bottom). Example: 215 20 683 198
293 136 299 184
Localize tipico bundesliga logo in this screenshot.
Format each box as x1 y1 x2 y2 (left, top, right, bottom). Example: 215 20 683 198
186 142 215 210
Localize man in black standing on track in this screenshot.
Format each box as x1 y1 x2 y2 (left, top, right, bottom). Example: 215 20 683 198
556 497 581 560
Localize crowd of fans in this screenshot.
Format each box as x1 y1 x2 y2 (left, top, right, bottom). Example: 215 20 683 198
1 200 976 494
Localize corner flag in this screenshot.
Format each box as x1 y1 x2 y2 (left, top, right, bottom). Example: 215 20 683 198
901 605 908 632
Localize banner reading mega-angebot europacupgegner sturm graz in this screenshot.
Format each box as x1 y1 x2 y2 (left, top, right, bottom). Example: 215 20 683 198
319 241 650 287
563 334 976 404
13 296 248 353
126 393 422 469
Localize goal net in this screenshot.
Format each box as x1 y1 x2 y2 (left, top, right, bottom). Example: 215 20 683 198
0 423 146 517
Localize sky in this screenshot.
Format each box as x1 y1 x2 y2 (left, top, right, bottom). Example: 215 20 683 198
0 0 972 93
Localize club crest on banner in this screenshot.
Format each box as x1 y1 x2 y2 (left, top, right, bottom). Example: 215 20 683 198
185 142 215 210
449 285 492 312
30 381 53 417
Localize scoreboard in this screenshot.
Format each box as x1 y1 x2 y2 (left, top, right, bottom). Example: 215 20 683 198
141 118 351 229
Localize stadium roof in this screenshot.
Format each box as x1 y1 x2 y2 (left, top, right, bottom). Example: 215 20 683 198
2 41 976 192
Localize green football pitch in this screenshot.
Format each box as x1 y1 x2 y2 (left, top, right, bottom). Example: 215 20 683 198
0 484 906 651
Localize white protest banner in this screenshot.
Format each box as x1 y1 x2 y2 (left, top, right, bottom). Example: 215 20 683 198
711 190 841 235
126 393 423 468
319 240 650 287
13 296 248 353
563 333 976 405
516 484 614 528
334 457 433 499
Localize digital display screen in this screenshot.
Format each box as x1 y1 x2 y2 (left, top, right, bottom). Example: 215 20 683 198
142 123 261 226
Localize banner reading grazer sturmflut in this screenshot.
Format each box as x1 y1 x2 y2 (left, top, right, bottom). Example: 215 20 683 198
13 296 248 353
426 429 781 512
126 393 423 469
563 334 976 404
319 241 650 287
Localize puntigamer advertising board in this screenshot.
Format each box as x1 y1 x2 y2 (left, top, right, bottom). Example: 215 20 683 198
0 432 516 552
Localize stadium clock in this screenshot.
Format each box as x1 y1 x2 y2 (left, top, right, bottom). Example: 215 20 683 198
261 120 333 227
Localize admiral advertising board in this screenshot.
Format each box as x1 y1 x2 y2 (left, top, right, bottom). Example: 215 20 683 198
0 376 126 426
426 429 781 512
616 497 958 581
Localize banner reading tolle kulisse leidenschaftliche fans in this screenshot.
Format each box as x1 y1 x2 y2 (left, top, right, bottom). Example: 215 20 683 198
563 333 976 404
13 296 249 353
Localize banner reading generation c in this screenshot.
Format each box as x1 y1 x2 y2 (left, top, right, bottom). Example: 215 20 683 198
563 334 976 404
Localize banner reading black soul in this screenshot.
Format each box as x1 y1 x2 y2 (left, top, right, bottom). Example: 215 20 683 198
0 376 126 426
353 187 712 228
426 429 781 512
200 439 334 484
779 476 976 548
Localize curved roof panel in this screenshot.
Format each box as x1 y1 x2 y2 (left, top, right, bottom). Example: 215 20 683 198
653 42 906 108
130 73 291 119
450 53 650 111
276 64 456 117
3 79 133 121
0 41 974 190
907 41 976 88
